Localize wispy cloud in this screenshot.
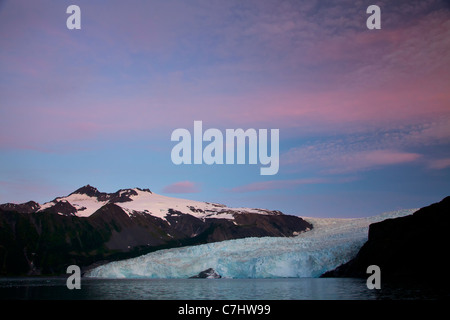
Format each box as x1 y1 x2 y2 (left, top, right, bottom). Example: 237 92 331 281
227 178 328 193
283 144 422 175
1 0 449 149
427 158 450 170
227 176 360 193
162 181 200 194
282 117 450 175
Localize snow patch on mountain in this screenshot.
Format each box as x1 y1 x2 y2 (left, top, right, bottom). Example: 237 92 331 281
85 208 417 279
116 189 253 220
39 193 108 217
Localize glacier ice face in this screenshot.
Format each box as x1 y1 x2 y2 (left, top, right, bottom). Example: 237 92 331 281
85 209 416 279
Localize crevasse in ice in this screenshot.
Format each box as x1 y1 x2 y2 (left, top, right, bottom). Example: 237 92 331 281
85 209 415 279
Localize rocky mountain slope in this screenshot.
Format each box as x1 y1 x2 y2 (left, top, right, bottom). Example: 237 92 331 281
0 185 311 275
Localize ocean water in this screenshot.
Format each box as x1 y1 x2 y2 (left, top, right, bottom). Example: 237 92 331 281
0 277 445 300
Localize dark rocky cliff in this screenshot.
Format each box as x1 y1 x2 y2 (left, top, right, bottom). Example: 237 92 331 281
322 196 450 281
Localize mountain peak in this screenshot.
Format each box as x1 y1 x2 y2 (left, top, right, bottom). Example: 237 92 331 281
72 184 100 196
65 185 152 206
135 187 152 194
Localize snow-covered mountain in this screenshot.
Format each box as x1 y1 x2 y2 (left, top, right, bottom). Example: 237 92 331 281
0 185 311 275
35 185 285 221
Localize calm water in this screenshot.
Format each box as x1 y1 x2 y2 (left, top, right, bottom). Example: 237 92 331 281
0 277 446 300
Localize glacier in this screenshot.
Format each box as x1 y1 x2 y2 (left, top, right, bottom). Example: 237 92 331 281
85 209 416 279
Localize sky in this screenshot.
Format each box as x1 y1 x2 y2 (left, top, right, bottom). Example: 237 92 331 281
0 0 449 218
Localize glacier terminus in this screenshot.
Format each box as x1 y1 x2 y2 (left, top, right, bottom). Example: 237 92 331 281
86 209 416 279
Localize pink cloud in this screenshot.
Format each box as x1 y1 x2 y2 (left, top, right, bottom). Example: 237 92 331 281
330 150 422 174
162 181 200 194
428 158 450 170
208 5 450 133
1 0 449 152
283 145 422 175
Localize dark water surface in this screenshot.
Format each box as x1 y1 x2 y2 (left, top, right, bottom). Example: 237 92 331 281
0 277 446 300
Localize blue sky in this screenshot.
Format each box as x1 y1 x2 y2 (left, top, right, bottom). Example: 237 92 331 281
1 0 449 217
